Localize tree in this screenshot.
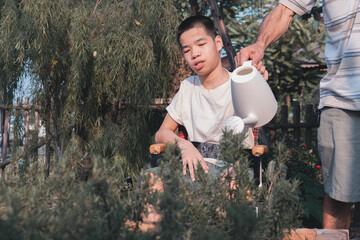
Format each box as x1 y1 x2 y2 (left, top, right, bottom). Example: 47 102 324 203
1 0 181 177
1 0 326 178
0 0 23 105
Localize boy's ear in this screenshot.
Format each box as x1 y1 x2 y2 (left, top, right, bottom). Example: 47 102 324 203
215 35 223 52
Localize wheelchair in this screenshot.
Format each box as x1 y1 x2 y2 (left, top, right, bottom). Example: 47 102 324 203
148 126 269 188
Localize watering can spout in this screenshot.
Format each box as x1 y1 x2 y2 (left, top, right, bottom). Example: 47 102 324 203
243 114 258 126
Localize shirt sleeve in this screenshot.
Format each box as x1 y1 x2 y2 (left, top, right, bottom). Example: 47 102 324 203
166 85 184 126
279 0 317 16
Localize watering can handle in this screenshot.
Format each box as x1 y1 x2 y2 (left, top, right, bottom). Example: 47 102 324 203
242 60 252 67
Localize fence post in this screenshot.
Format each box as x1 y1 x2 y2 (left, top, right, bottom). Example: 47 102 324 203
24 97 30 145
280 105 288 139
0 106 4 149
1 108 9 181
305 105 313 149
35 100 39 131
268 117 276 145
14 98 20 143
34 100 40 161
293 102 301 145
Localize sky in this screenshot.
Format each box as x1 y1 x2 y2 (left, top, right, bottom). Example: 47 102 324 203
14 75 32 103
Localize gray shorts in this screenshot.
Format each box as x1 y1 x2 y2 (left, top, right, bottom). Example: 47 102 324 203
318 107 360 202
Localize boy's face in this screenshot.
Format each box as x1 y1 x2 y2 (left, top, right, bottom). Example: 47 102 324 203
179 26 223 76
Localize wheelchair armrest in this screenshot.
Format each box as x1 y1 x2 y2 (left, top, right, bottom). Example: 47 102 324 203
149 143 167 168
149 143 167 154
150 143 267 156
252 145 268 157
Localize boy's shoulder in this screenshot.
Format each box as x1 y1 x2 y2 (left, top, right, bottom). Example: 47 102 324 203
174 75 201 98
183 75 199 83
180 75 201 87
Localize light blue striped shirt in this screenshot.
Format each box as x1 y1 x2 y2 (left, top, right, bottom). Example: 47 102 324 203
279 0 360 110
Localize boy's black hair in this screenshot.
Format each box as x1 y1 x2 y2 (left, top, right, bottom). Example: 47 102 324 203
176 15 217 46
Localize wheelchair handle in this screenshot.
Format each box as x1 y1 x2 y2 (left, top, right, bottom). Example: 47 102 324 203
149 143 167 154
252 145 268 156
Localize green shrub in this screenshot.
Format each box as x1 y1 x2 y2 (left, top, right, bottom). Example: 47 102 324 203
0 131 314 239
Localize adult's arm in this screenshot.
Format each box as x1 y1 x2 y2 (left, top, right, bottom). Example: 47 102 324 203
235 4 296 68
155 114 209 181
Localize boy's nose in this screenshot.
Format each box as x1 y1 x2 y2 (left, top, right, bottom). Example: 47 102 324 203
191 50 200 59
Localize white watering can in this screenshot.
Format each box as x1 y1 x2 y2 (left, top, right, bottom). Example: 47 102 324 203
226 61 277 134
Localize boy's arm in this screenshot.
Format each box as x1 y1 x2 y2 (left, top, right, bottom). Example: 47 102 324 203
155 114 209 181
155 114 184 144
235 4 295 69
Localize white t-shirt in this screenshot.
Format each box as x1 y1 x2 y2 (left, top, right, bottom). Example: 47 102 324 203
166 74 254 149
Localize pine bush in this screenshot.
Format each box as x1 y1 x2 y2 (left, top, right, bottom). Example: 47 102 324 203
0 131 307 240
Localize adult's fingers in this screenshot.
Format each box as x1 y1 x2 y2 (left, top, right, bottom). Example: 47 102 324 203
240 50 253 66
257 61 269 81
249 55 263 68
235 49 261 68
259 65 266 73
235 50 252 67
256 61 263 71
263 70 269 81
235 51 247 67
240 44 265 67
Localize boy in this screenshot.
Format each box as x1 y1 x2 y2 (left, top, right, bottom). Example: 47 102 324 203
141 15 266 226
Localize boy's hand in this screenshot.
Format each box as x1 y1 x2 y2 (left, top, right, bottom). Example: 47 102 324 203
179 140 209 181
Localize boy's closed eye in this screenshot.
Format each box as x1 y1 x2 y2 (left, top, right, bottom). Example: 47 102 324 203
183 48 190 54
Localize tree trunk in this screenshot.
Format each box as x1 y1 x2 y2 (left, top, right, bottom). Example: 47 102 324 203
207 0 236 71
189 0 200 15
45 95 51 178
0 107 4 149
1 109 9 181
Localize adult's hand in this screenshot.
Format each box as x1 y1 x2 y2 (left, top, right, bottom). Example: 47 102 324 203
234 4 296 81
178 140 209 181
234 43 268 80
